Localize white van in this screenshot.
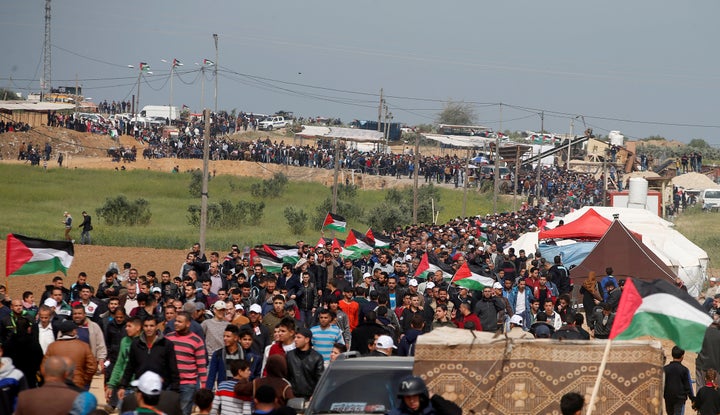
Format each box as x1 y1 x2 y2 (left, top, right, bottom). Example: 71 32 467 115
700 188 720 211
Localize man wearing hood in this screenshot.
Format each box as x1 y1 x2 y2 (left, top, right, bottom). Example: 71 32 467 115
0 342 28 414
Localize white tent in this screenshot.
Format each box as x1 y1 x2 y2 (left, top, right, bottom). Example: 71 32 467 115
516 206 709 296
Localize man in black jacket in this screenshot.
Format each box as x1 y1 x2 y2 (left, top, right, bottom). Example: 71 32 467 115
473 286 506 333
663 346 694 415
117 316 180 400
286 328 324 399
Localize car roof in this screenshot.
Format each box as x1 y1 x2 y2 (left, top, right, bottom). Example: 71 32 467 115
329 356 414 371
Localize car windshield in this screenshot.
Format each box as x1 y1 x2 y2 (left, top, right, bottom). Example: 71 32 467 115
705 191 720 199
309 369 409 414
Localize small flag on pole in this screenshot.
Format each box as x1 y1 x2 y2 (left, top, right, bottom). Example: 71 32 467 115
139 62 150 72
172 58 183 67
203 59 215 66
609 278 712 352
6 234 74 276
322 212 346 233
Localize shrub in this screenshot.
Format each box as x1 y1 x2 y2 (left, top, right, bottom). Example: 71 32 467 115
284 207 308 235
188 170 203 198
96 195 151 226
250 173 288 198
187 199 265 228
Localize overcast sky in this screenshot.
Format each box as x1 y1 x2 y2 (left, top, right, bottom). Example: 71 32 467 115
2 1 719 144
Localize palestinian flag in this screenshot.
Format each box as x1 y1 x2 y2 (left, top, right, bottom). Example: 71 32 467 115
322 213 346 233
451 262 495 291
479 232 489 242
315 238 326 248
203 59 215 66
345 230 373 254
365 228 390 248
139 62 150 71
172 58 183 67
249 249 282 273
610 278 712 352
263 244 299 265
414 252 452 280
6 234 74 276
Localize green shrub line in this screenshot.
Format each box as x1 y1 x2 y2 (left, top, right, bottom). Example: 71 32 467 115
0 164 505 251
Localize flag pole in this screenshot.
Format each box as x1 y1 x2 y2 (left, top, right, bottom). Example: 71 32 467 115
586 339 612 415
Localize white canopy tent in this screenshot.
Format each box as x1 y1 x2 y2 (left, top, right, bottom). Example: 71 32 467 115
508 206 709 296
295 125 385 143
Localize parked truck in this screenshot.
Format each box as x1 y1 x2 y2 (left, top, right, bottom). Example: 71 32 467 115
258 115 292 130
140 105 179 121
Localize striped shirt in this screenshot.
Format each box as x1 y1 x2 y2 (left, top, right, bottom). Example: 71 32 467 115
210 379 252 415
166 331 208 386
310 324 344 362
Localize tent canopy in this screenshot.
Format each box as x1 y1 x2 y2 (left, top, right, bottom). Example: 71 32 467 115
572 220 677 287
538 208 612 240
296 125 385 143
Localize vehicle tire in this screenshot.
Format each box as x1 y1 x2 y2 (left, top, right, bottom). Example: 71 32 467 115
267 125 273 131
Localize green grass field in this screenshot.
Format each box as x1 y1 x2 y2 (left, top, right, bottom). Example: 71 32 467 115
0 164 507 250
674 205 720 269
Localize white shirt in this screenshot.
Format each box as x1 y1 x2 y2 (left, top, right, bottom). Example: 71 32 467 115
516 289 527 314
38 323 55 354
124 297 139 315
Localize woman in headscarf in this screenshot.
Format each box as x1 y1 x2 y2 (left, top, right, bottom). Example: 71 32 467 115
580 271 602 327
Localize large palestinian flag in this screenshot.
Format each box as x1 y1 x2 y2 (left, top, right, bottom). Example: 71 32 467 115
344 230 374 259
322 212 346 233
263 244 299 265
610 278 712 352
249 249 283 273
414 252 452 280
6 234 74 276
450 262 495 291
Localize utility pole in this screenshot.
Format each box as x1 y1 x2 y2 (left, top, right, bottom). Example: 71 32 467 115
568 117 574 170
213 34 218 114
412 131 420 223
463 147 470 217
331 138 340 238
42 0 52 99
199 108 210 254
378 88 383 131
494 103 503 213
74 74 79 115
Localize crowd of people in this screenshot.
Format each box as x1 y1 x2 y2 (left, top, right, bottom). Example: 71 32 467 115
0 206 630 415
2 190 720 413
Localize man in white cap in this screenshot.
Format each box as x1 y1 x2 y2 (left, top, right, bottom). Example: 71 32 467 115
239 303 272 356
130 371 164 412
371 335 397 356
202 300 231 358
506 314 531 338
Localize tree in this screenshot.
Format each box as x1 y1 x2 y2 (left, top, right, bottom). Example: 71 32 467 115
0 87 21 101
688 138 710 149
437 100 476 125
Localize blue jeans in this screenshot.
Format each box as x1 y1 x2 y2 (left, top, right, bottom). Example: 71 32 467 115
178 383 198 415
